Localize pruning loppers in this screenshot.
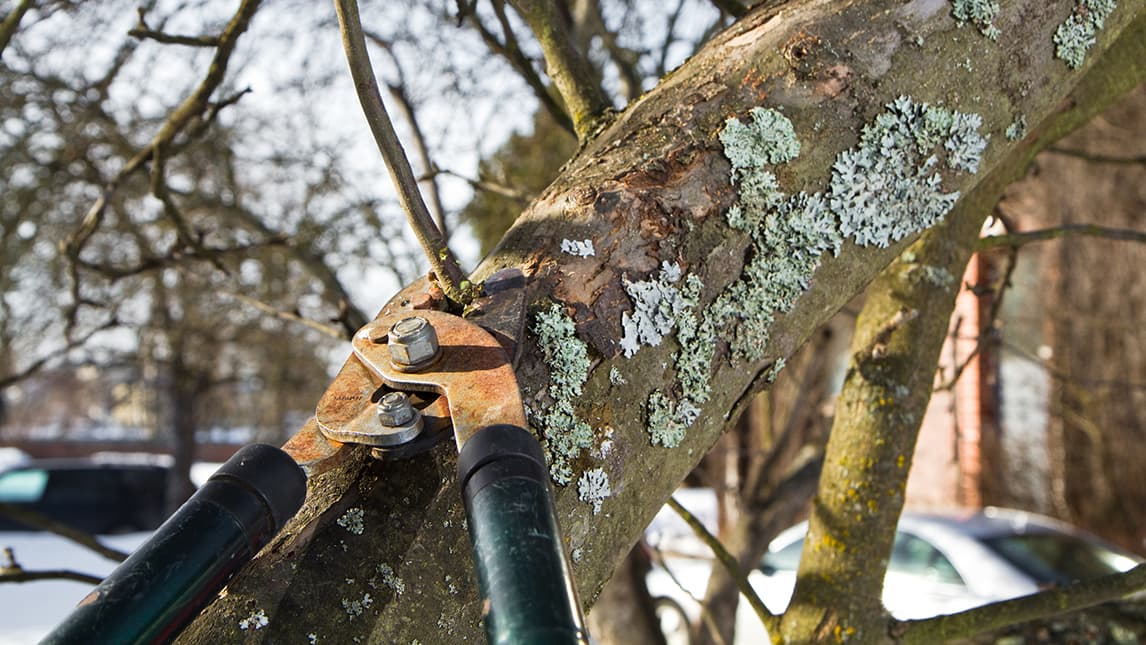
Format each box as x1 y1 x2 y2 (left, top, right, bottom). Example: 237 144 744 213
302 268 590 645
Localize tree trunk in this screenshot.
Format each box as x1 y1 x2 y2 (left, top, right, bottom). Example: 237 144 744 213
178 1 1146 642
587 545 666 645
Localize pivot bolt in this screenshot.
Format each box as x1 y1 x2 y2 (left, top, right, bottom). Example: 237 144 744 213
388 316 439 371
375 391 423 446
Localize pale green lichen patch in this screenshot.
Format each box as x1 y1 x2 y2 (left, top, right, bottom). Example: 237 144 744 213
638 98 986 448
833 96 986 247
719 107 801 169
1054 0 1118 69
620 261 696 357
337 508 365 535
951 0 1001 40
577 468 611 514
1005 114 1028 141
646 390 699 448
532 303 594 485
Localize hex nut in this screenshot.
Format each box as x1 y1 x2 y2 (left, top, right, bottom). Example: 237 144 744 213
388 316 440 369
375 392 423 446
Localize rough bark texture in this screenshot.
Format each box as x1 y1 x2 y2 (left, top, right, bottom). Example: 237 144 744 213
177 1 1146 643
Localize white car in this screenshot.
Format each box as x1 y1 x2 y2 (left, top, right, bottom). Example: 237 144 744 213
645 493 1142 645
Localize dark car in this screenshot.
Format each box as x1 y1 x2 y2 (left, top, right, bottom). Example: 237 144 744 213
0 460 170 534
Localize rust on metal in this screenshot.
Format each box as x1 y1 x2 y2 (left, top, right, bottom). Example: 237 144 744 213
351 309 526 449
305 269 527 462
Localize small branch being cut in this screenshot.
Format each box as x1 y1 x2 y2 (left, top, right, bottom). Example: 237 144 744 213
332 0 469 305
891 564 1146 644
507 0 610 141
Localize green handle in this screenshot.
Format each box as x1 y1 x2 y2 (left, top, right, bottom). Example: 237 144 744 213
458 425 588 645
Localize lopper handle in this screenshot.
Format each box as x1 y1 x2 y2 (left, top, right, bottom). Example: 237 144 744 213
456 425 589 645
41 444 306 645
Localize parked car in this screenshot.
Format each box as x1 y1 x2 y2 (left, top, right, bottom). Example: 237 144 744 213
0 459 170 534
645 492 1142 645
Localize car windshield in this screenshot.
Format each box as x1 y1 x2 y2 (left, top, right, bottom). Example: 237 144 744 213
981 533 1138 585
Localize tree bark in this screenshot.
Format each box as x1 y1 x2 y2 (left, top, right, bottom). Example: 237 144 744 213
178 1 1146 642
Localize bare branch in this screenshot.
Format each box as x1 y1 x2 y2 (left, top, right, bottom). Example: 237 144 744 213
130 8 222 48
0 319 118 390
76 237 288 281
1048 145 1146 165
936 248 1017 391
64 0 263 260
424 167 531 202
0 506 129 563
0 569 104 586
217 288 348 341
893 565 1146 644
0 0 35 57
667 497 780 636
363 31 451 239
332 0 470 305
506 0 609 141
469 2 575 136
977 224 1146 251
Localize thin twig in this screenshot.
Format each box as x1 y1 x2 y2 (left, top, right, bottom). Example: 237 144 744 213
976 224 1146 251
0 319 118 389
0 505 129 563
645 543 730 645
470 1 575 136
217 288 348 340
64 0 262 259
0 0 35 57
892 564 1146 643
362 31 451 239
1047 146 1146 165
128 28 221 47
936 248 1017 392
0 569 104 585
506 0 610 141
332 0 470 305
667 497 780 636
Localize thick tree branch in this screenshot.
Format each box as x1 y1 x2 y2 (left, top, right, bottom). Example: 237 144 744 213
332 0 469 305
506 0 609 141
892 565 1146 644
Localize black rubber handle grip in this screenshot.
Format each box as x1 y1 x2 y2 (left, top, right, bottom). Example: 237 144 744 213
457 425 589 645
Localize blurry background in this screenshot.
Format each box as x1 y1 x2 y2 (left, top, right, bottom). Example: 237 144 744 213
0 1 1143 643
